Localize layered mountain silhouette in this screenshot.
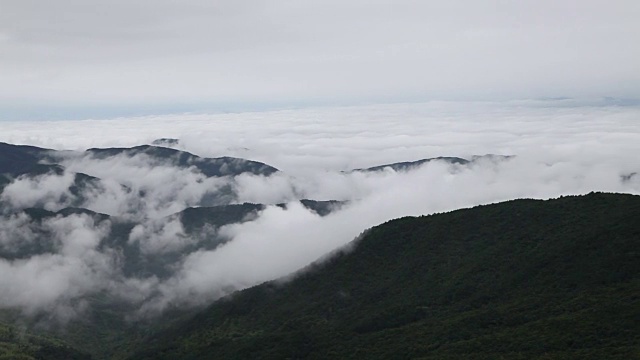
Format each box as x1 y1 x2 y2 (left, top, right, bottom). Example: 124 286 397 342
1 200 342 277
0 198 343 359
0 142 282 213
0 141 278 191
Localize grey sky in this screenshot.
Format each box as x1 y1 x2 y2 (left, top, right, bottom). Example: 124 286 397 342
0 0 639 117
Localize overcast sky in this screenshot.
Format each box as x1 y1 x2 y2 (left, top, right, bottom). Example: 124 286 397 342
1 0 639 119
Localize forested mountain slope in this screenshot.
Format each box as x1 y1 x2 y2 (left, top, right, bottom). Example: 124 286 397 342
0 323 90 360
132 193 640 360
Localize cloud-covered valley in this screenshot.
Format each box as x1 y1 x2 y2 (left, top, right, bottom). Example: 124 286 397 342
1 100 639 321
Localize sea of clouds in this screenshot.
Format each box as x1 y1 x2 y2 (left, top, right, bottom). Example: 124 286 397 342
1 100 639 319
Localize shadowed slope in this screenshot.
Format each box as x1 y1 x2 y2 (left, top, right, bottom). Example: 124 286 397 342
0 322 90 360
131 193 640 360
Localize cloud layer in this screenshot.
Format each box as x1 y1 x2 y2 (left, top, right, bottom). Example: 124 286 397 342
1 101 640 319
2 100 639 174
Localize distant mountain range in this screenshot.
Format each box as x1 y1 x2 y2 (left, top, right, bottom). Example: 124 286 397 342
1 141 513 182
0 141 277 180
0 141 517 213
0 141 282 214
84 145 278 178
351 154 512 173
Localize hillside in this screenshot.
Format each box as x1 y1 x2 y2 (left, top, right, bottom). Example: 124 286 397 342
131 193 640 359
0 323 90 360
0 200 343 359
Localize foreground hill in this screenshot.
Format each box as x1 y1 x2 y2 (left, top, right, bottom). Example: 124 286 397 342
0 323 89 360
131 192 640 359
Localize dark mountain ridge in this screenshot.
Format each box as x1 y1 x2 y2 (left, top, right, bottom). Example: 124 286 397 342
179 199 343 232
0 142 52 176
0 141 283 214
85 145 278 177
131 192 640 359
0 142 279 196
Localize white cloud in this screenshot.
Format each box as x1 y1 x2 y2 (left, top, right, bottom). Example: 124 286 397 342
58 152 231 218
2 101 639 174
128 215 192 255
0 214 117 321
0 212 38 251
1 172 76 211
